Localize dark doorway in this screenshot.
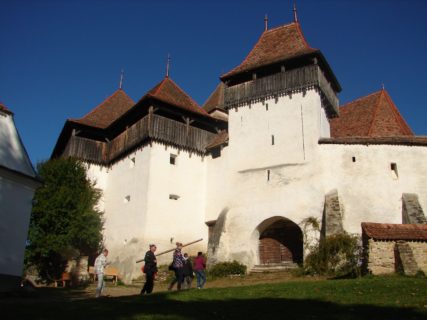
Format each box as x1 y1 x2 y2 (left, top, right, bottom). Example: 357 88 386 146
258 218 303 264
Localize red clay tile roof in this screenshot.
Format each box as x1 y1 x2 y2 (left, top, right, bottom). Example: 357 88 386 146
221 22 317 79
203 83 225 113
362 222 427 241
0 102 13 115
330 90 413 138
319 136 427 147
141 77 208 116
206 131 228 150
70 89 135 129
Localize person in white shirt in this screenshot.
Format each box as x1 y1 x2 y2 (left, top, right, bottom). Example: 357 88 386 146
94 249 109 298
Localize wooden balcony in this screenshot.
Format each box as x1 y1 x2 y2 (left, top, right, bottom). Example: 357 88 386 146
224 65 339 116
62 114 216 165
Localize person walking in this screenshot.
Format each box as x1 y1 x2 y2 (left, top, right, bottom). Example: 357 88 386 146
94 248 109 298
141 244 158 295
193 251 206 289
168 242 185 290
182 253 194 289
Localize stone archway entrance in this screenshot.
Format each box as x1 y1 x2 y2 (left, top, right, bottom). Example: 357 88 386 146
258 217 303 265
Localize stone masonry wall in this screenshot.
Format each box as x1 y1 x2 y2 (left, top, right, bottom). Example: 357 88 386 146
321 189 344 238
367 240 395 275
402 193 427 224
409 242 427 274
367 239 427 275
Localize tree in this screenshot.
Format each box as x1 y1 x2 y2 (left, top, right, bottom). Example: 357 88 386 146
25 158 103 281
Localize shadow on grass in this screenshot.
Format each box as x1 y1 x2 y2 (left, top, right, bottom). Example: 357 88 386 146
2 288 426 320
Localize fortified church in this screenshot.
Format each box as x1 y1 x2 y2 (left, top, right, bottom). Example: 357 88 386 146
53 15 427 283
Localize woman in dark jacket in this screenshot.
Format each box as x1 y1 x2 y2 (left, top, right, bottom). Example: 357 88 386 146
141 244 157 294
168 242 185 290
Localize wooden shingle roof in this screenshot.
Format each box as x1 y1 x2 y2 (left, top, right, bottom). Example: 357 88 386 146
203 83 225 113
221 22 317 80
70 89 135 129
362 222 427 241
330 90 413 138
140 77 208 116
206 131 228 150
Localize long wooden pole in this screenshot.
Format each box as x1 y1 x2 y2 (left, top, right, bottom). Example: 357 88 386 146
135 238 203 263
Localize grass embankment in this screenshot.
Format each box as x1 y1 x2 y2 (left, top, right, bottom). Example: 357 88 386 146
2 275 427 320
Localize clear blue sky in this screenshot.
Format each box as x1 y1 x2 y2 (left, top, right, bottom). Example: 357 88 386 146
1 0 426 165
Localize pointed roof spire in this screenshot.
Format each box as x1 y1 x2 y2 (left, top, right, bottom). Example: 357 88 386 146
119 69 124 89
293 1 298 23
381 83 385 90
166 54 171 78
264 14 268 31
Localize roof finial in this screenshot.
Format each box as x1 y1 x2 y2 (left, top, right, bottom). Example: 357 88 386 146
381 83 385 90
293 1 298 23
264 14 268 31
119 69 124 89
166 54 171 78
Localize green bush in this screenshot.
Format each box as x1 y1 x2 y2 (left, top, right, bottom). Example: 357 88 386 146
208 261 247 278
304 233 361 277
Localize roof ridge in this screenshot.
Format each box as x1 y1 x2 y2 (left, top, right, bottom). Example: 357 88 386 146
264 21 296 34
202 82 224 109
165 77 201 108
153 77 168 95
339 90 383 109
367 90 384 135
295 22 315 51
78 89 130 120
382 90 414 135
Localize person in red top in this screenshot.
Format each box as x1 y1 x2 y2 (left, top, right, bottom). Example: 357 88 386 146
193 251 206 289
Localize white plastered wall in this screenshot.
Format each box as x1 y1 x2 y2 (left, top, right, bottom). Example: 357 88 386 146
87 143 208 283
205 90 328 268
319 144 427 234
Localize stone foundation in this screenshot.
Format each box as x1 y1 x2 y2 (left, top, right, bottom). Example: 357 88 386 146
366 239 427 275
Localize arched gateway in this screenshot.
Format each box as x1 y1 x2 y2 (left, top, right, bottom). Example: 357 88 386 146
256 217 303 265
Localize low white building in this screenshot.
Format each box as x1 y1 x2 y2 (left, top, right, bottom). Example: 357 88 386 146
0 103 41 291
53 20 427 283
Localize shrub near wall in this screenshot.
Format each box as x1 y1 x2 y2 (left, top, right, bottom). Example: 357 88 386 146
209 261 247 278
304 233 361 277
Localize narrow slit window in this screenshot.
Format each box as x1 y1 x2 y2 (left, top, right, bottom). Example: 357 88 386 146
266 103 269 111
271 135 275 145
391 163 398 179
169 194 180 200
352 156 356 163
267 170 270 181
130 157 136 168
124 195 131 203
170 154 177 165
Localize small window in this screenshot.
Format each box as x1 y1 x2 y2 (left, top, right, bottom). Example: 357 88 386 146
352 156 356 163
169 194 180 200
266 103 269 111
271 135 275 145
130 157 136 168
170 154 177 165
124 195 131 203
267 170 270 181
391 163 398 179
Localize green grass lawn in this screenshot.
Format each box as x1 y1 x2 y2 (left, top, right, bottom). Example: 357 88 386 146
2 275 427 320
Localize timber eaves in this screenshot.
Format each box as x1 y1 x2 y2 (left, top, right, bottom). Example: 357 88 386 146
62 114 217 165
319 136 427 147
224 65 339 117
